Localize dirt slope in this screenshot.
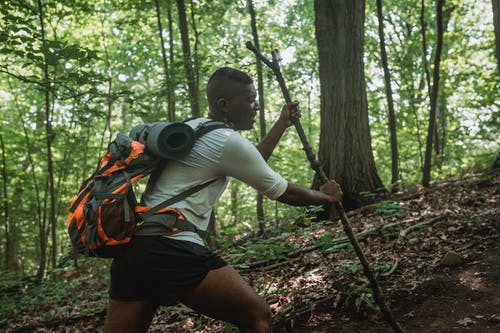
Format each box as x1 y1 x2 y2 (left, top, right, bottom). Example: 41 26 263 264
3 170 499 332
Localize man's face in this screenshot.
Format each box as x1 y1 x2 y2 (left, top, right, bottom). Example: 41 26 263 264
222 83 260 130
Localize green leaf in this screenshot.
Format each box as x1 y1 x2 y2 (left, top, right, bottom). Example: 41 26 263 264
46 53 59 65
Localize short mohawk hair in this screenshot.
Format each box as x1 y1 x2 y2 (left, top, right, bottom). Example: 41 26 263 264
207 67 253 85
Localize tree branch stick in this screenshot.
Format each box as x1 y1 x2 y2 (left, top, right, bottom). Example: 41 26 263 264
246 41 405 333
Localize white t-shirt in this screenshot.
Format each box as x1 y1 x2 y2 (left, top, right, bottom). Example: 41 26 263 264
142 117 288 245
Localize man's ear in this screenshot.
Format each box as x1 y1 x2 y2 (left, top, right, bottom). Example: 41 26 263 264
216 98 228 112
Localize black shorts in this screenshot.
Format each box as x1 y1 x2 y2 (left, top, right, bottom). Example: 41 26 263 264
109 236 227 306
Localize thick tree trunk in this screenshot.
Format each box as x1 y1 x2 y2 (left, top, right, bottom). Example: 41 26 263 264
493 0 500 76
376 0 400 192
422 0 445 187
314 0 386 211
176 0 200 117
247 0 267 234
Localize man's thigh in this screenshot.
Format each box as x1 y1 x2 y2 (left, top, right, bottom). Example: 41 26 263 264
180 264 270 326
103 299 157 333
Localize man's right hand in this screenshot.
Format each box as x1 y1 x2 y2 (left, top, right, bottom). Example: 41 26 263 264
319 180 343 203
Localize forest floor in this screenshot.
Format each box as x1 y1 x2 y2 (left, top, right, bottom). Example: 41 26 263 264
1 169 499 333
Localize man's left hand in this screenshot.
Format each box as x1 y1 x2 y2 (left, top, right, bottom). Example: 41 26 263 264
278 101 301 127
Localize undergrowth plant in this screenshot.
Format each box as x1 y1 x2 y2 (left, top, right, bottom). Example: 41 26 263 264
0 259 109 325
375 201 408 218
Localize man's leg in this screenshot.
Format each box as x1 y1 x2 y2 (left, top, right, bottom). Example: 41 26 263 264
103 299 158 333
180 265 272 333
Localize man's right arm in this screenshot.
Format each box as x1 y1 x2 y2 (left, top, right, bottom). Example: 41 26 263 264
220 132 342 205
277 181 342 206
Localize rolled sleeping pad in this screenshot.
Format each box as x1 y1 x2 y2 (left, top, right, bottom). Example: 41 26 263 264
128 123 149 143
129 122 195 160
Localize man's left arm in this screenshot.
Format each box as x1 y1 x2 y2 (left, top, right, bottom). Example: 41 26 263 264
256 101 300 161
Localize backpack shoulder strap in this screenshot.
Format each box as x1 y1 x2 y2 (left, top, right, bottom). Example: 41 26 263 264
139 178 218 220
194 119 230 138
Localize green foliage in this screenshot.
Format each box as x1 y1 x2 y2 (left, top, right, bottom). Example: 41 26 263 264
0 260 109 323
375 201 409 218
0 0 498 276
365 0 498 187
226 236 298 266
222 322 239 333
340 261 397 313
371 261 393 274
340 262 361 276
314 232 352 252
351 287 376 313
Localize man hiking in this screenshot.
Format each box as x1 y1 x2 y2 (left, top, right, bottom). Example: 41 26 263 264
104 67 342 333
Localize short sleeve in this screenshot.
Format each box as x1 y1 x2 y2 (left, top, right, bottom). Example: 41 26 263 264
219 133 288 200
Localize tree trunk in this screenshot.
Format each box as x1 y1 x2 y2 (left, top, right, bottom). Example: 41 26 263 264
167 1 176 120
176 0 200 117
314 0 386 211
98 17 113 155
206 211 217 249
422 0 445 187
7 77 43 273
247 0 267 234
492 0 500 76
376 0 400 192
37 0 57 278
433 6 454 166
0 134 8 269
231 186 238 226
155 0 174 122
188 0 200 93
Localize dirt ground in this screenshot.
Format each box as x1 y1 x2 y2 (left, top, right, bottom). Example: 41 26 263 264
286 245 500 333
272 170 500 333
3 169 499 332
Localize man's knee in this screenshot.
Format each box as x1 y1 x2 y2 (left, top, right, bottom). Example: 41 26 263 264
247 300 272 331
258 304 273 330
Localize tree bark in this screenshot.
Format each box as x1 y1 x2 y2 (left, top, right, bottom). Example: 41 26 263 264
422 0 445 187
314 0 387 211
247 0 267 234
433 6 454 165
492 0 500 77
376 0 400 192
176 0 200 117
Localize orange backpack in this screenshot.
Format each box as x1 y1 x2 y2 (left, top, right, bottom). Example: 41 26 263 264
67 120 227 258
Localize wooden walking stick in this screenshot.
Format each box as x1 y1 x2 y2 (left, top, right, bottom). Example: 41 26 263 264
246 41 405 333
